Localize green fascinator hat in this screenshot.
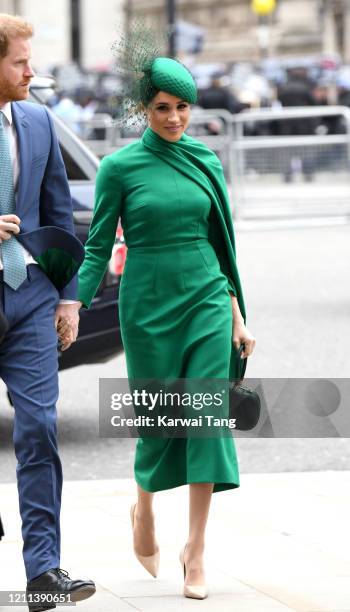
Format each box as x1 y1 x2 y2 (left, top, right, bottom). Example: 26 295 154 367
142 57 197 105
112 23 197 124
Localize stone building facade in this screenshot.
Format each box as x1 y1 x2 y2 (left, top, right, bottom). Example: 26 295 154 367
0 0 124 71
1 0 350 68
130 0 350 63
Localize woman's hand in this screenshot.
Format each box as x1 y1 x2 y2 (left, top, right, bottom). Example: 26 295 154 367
230 295 256 359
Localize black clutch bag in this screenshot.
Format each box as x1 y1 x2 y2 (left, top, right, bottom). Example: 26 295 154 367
229 344 261 431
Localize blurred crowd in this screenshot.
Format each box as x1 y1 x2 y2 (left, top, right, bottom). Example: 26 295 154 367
46 55 350 142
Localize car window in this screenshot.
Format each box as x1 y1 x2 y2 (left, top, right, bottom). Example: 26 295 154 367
29 87 99 182
60 143 89 180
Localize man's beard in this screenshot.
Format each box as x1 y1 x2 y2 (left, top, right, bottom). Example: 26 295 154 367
0 78 30 103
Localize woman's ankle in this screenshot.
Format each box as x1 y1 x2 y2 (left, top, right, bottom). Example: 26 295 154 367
185 540 205 559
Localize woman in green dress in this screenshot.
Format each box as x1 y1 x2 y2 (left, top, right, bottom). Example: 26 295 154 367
72 57 255 600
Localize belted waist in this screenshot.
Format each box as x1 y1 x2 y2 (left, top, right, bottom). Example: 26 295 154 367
127 238 209 254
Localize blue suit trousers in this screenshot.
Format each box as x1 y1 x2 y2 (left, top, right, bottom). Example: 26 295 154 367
0 264 62 581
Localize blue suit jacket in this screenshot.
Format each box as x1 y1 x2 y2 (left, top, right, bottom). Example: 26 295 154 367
12 101 82 300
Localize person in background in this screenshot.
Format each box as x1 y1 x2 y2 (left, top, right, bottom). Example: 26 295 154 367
312 79 345 170
277 67 316 182
51 90 83 134
198 72 248 138
337 73 350 108
198 72 247 115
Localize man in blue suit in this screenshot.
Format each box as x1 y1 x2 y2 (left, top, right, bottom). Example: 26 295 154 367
0 14 95 611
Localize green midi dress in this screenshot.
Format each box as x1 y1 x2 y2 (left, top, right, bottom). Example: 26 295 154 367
78 127 246 494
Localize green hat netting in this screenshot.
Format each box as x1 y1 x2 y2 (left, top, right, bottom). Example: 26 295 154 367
111 21 197 126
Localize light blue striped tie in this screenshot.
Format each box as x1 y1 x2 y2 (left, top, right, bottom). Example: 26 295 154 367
0 110 27 290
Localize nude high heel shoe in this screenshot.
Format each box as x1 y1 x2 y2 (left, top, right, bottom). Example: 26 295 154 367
130 503 160 578
179 545 208 600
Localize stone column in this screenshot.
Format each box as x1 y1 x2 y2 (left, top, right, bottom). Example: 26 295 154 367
343 0 350 62
322 0 337 55
0 0 16 12
81 0 124 69
20 0 71 71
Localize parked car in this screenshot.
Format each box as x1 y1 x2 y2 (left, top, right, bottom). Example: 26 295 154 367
29 77 124 369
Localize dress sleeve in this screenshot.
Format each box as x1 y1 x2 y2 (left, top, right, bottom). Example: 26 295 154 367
78 155 122 308
227 278 237 296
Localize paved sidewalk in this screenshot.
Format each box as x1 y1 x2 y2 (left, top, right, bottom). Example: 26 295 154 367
1 472 350 611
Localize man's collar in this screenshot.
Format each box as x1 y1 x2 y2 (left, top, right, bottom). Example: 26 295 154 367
0 102 13 125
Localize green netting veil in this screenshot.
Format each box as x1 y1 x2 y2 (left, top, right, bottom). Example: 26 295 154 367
111 22 197 126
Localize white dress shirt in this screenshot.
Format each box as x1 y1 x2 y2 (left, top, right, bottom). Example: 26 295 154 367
0 102 76 304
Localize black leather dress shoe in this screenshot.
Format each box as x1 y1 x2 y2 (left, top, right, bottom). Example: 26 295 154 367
26 568 96 611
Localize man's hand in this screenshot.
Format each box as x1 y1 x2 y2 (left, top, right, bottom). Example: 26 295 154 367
55 302 82 351
0 214 21 241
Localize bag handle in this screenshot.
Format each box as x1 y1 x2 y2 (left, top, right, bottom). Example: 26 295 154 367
237 343 247 380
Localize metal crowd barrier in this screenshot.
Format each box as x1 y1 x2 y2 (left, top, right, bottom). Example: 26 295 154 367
230 105 350 220
71 105 350 221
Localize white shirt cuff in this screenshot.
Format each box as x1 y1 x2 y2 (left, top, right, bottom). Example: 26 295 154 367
58 300 80 304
